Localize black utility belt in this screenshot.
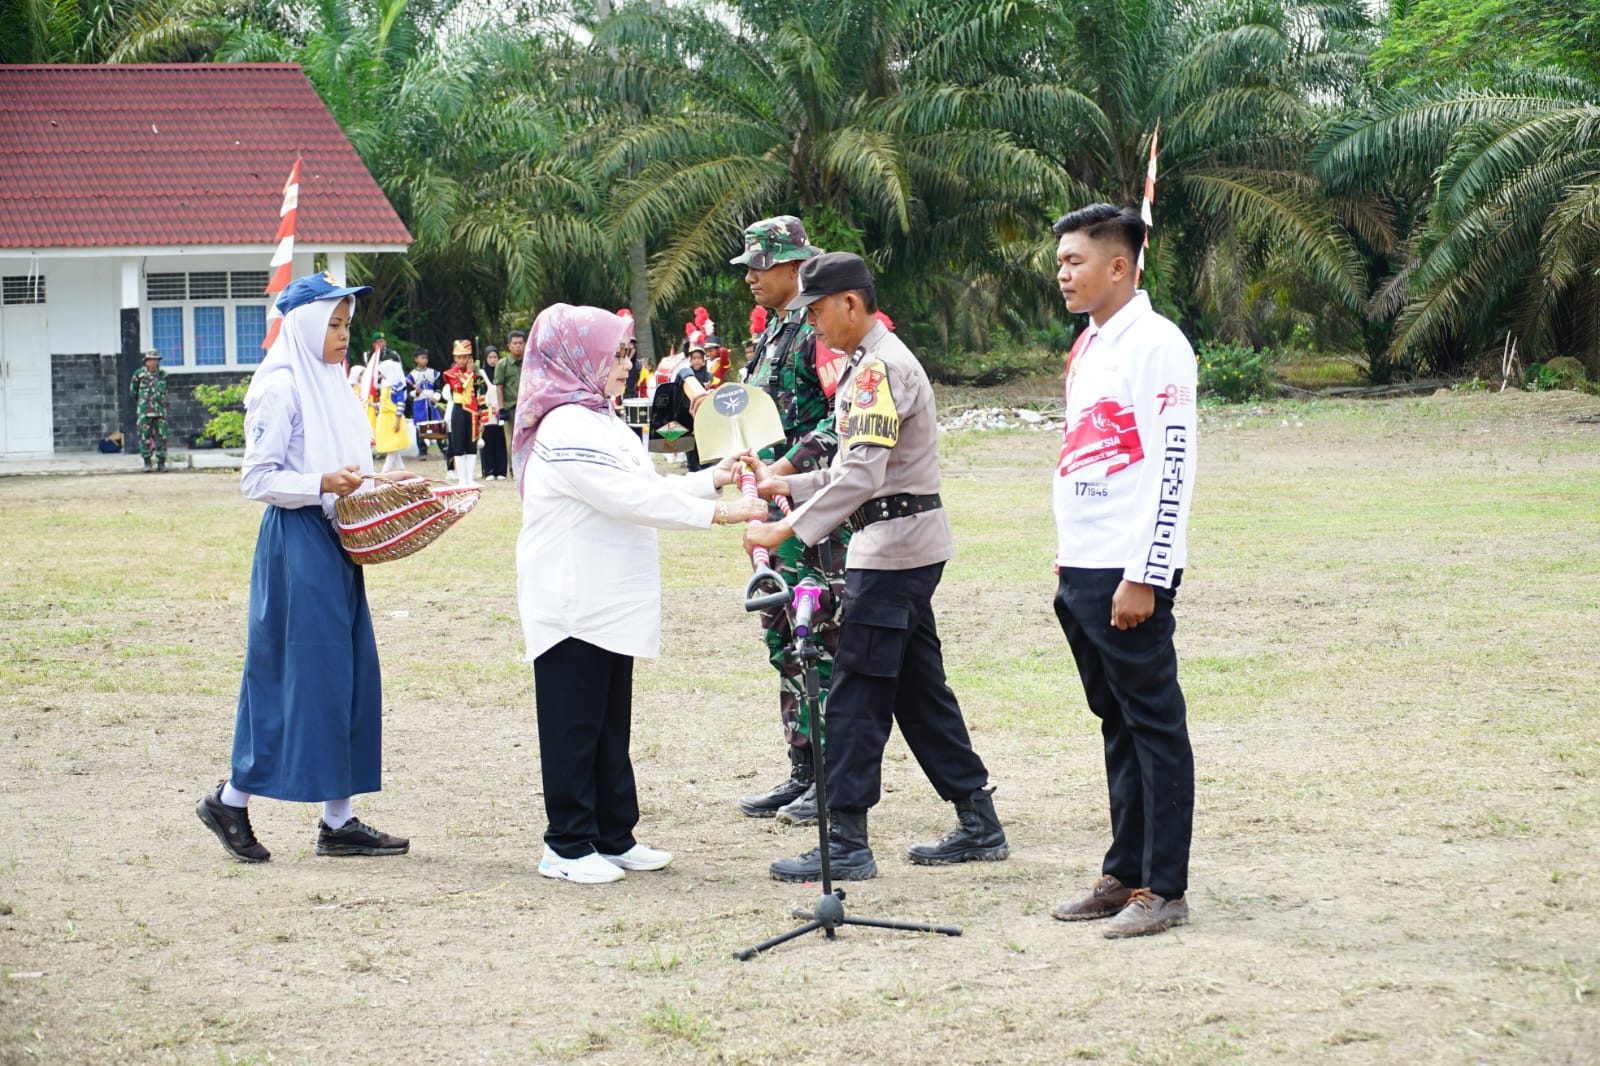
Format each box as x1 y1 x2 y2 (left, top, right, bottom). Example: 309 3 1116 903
846 493 942 532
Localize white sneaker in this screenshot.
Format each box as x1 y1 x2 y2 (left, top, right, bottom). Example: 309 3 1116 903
601 843 673 871
539 846 625 883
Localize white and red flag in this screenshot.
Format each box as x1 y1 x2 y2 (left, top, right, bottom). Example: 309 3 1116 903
1136 122 1159 287
260 159 301 350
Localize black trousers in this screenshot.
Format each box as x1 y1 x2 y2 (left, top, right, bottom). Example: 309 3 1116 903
1055 568 1193 899
533 637 639 859
479 423 507 477
824 563 990 811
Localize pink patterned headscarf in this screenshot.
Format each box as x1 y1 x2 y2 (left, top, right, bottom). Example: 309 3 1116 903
513 303 634 496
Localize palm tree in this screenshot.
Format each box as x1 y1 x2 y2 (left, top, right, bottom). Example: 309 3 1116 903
214 0 611 350
572 0 1078 357
1317 75 1600 375
0 0 240 63
1020 0 1383 347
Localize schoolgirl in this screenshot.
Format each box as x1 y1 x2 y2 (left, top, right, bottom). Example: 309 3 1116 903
196 272 408 862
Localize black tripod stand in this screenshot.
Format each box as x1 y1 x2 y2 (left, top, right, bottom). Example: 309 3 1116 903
733 576 963 961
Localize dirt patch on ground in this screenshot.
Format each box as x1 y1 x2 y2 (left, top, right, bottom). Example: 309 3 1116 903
1 390 1597 1065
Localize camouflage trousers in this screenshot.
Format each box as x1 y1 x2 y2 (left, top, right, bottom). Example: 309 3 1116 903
760 523 848 748
137 417 167 463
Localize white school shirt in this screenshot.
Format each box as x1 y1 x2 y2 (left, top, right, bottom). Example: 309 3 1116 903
240 376 328 512
1053 290 1198 588
517 404 718 662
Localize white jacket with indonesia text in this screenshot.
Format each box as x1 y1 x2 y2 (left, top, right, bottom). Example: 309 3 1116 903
1053 290 1198 588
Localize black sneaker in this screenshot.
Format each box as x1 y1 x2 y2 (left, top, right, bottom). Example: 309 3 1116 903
315 818 409 857
196 782 270 863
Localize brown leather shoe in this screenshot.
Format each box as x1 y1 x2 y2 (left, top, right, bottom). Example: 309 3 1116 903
1050 874 1132 921
1103 888 1189 938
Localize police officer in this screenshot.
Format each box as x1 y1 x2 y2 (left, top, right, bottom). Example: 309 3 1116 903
744 252 1008 881
725 216 849 826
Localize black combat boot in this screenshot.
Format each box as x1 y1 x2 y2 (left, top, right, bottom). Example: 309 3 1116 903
774 782 817 826
156 458 166 473
769 809 877 882
142 457 153 473
737 745 813 818
906 786 1010 865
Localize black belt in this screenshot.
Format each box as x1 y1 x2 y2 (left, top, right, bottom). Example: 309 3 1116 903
847 493 942 532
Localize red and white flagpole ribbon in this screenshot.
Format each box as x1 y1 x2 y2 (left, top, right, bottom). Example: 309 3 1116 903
261 158 301 350
1136 122 1159 288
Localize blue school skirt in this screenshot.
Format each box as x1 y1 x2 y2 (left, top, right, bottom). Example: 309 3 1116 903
231 505 382 802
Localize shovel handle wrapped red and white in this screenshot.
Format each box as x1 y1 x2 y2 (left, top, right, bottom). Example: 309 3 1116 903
739 462 792 612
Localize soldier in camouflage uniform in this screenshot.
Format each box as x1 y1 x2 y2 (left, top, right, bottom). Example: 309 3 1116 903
130 350 169 472
727 216 850 826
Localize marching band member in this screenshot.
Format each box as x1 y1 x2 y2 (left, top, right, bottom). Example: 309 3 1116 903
407 349 445 460
373 357 412 473
442 339 487 486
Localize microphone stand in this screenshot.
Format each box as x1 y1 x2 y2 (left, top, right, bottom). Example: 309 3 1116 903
733 577 963 960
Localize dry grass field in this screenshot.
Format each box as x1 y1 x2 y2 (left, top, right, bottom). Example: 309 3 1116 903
1 388 1597 1065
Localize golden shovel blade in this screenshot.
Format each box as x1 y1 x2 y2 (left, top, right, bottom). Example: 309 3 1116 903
693 383 786 461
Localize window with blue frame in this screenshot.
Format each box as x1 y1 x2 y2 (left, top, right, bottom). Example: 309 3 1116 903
236 305 267 364
194 306 226 365
151 306 185 365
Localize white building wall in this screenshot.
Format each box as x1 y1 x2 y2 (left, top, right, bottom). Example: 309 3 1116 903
44 257 116 354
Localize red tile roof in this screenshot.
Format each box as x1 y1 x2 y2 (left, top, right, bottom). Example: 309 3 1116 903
0 64 413 249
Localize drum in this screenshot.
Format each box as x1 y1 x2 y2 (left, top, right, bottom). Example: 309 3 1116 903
622 397 651 430
416 419 448 441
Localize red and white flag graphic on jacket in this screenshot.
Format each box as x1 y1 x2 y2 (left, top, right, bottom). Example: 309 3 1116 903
1060 398 1144 477
260 159 300 350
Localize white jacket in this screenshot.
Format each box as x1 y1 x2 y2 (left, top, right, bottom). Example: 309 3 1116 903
1053 291 1198 588
517 404 718 661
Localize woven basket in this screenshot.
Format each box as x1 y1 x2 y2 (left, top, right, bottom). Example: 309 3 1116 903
334 473 482 566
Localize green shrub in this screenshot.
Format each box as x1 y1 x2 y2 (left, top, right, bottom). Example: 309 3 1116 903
1523 363 1565 392
1542 356 1587 389
193 380 251 448
1197 341 1274 403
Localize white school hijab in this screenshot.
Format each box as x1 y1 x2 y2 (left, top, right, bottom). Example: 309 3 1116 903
245 297 374 516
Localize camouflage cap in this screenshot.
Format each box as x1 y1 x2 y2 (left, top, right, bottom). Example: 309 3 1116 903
729 215 822 271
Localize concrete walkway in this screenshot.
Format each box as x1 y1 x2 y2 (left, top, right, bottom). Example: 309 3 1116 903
0 448 244 478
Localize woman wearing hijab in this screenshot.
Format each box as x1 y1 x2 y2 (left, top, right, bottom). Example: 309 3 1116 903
195 273 408 864
478 347 508 480
514 304 765 884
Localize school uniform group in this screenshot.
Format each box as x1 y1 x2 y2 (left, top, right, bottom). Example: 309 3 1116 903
196 203 1199 940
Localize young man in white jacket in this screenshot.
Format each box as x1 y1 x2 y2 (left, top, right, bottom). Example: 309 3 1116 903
1047 204 1197 938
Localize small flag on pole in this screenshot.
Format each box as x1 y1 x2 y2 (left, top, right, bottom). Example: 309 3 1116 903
260 159 301 350
1136 123 1159 287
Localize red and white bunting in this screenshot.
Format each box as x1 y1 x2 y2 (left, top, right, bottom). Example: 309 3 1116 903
260 159 301 350
1136 122 1159 287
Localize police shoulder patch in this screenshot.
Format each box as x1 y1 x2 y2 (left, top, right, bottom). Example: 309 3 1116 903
847 358 899 447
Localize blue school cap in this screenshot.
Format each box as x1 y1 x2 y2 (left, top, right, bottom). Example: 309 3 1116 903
275 271 373 315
